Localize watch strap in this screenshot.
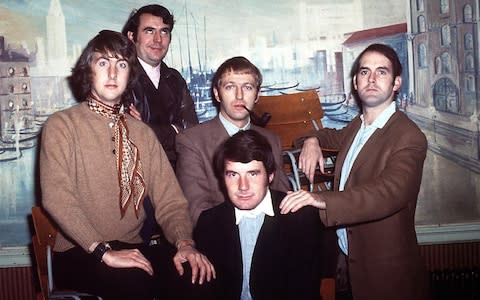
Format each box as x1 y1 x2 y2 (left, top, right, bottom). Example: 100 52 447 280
92 242 111 262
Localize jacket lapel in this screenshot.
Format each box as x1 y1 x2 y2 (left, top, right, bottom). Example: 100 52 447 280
334 117 361 188
344 111 400 179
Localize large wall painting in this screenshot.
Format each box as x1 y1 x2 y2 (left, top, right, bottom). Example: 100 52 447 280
0 0 478 249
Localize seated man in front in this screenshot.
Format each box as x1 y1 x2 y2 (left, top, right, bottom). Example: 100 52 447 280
193 130 328 300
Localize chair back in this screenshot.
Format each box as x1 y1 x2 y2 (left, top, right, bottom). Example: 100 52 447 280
254 90 324 150
31 206 57 300
253 89 338 192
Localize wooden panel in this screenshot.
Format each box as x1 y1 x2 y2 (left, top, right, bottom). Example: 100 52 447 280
0 266 36 300
420 241 480 272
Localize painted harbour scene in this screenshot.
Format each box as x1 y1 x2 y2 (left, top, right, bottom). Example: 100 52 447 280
1 0 479 247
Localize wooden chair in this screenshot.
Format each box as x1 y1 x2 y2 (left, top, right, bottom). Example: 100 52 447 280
31 206 102 300
254 90 338 191
320 278 336 300
254 90 324 151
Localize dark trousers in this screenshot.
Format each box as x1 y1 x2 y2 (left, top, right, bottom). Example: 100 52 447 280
53 241 193 300
336 252 353 300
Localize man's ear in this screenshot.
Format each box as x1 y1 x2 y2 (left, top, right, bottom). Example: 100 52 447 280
393 76 402 91
213 88 221 103
268 173 274 184
353 75 358 91
127 31 135 42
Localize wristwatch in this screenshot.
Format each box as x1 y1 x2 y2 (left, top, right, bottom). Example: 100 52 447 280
92 242 112 262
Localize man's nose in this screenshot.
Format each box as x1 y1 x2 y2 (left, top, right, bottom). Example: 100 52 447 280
235 87 243 100
153 31 162 43
238 176 249 191
108 65 117 79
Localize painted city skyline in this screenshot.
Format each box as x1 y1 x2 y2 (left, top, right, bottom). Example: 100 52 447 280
1 0 479 250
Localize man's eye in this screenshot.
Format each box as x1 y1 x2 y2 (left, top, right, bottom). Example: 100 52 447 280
244 85 254 91
98 61 107 67
118 62 128 69
160 28 171 35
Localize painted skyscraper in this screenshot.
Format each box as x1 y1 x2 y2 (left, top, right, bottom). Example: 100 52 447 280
46 0 69 75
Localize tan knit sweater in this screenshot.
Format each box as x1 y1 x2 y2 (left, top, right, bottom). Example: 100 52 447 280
40 102 193 252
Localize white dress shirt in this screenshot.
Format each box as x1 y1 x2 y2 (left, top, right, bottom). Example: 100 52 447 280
219 112 251 137
138 58 160 89
336 101 397 255
235 190 274 300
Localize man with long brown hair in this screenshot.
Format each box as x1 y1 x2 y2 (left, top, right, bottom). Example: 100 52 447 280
40 30 214 300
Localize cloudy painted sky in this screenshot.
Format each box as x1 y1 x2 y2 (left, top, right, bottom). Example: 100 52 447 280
1 0 406 70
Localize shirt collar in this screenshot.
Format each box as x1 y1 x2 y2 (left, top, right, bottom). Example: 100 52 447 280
219 112 251 137
234 189 274 225
360 101 396 129
138 58 160 78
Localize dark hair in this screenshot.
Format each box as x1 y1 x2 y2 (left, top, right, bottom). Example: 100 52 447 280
350 43 402 106
211 56 263 103
68 30 138 104
214 130 276 186
121 4 174 41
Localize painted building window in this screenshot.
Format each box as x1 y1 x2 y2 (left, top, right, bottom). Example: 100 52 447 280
463 4 473 22
418 43 427 67
433 77 458 113
418 15 426 32
466 75 475 92
417 0 424 11
441 52 451 73
464 33 473 50
441 25 451 46
465 54 474 72
435 56 442 74
440 0 449 14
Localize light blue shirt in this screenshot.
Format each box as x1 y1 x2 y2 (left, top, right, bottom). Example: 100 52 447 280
336 101 397 255
235 190 274 300
219 112 251 137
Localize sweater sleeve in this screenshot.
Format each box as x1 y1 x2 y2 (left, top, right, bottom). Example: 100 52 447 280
40 113 104 251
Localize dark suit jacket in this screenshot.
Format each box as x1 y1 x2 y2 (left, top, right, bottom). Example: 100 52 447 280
194 190 329 300
314 110 430 300
175 116 291 225
131 60 198 167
